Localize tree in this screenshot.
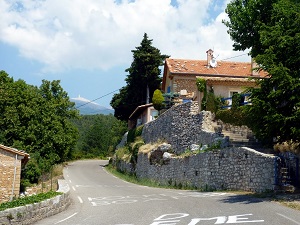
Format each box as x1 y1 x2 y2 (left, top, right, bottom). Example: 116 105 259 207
0 71 79 174
152 89 165 111
111 33 169 121
224 0 300 146
71 114 127 158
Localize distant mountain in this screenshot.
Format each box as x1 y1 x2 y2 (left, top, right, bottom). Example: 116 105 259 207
70 96 114 115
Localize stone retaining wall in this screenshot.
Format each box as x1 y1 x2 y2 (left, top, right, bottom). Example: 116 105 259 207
135 147 276 192
142 102 228 154
0 179 70 225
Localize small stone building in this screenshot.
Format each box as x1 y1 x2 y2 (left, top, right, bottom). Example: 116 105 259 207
0 144 29 203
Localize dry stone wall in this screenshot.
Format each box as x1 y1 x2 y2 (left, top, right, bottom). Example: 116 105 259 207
116 102 278 192
142 102 228 154
135 147 276 192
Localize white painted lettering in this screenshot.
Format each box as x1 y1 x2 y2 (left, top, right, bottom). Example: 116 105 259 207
226 214 264 223
154 213 189 221
150 220 180 225
188 216 227 225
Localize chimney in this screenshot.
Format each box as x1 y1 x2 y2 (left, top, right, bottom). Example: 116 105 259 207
251 58 259 76
206 49 214 67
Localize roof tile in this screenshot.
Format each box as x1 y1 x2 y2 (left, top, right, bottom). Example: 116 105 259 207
166 58 267 78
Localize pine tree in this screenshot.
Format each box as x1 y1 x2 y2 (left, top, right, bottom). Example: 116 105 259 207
111 33 169 121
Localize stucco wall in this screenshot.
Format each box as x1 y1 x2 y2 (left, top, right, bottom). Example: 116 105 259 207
0 149 22 203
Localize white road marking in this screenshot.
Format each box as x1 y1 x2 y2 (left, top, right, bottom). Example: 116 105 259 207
72 186 76 191
69 180 72 183
277 213 300 225
78 196 83 203
54 212 78 224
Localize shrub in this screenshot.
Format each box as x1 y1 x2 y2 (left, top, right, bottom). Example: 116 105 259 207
127 125 144 143
206 92 224 113
21 159 41 184
196 78 206 92
231 93 244 110
216 107 248 126
152 89 165 110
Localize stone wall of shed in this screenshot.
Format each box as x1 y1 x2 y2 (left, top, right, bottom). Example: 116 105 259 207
0 149 22 203
135 147 276 192
142 102 228 154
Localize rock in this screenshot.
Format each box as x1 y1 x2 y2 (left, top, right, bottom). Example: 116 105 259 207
190 144 200 152
163 152 172 160
200 145 208 151
158 143 172 152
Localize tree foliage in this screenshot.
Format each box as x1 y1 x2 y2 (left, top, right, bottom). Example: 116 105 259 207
224 0 300 146
111 33 169 121
71 114 127 158
152 89 165 111
0 70 79 180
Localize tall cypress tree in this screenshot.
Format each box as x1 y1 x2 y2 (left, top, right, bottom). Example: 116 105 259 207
111 33 169 121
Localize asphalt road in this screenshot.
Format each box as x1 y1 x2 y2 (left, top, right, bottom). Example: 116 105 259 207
35 160 300 225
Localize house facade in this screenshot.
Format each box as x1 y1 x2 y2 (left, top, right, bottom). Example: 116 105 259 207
128 103 158 129
0 145 29 203
162 49 268 110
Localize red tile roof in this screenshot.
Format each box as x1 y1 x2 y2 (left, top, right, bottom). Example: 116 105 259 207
165 58 267 78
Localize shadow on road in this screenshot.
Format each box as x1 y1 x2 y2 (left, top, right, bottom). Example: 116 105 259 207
219 194 267 204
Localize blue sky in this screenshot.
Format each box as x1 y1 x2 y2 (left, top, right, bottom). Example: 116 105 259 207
0 0 250 108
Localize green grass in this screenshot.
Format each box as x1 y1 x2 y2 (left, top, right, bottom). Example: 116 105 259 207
0 191 62 211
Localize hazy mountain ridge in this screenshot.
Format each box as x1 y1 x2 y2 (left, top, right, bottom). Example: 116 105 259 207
71 96 114 115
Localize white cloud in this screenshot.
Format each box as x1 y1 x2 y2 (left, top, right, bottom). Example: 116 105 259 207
0 0 249 74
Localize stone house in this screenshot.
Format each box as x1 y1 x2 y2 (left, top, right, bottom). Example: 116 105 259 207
128 103 158 129
0 144 29 203
162 49 268 110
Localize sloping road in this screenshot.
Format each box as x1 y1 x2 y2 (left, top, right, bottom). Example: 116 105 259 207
35 160 300 225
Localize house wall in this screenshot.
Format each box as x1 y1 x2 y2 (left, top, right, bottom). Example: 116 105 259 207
211 84 245 98
0 149 22 203
173 76 198 94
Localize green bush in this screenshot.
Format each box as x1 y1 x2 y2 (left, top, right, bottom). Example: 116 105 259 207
21 159 41 185
130 138 145 164
152 89 165 110
216 107 248 126
206 92 224 113
232 93 244 110
0 191 61 211
127 125 144 143
196 78 206 92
